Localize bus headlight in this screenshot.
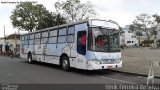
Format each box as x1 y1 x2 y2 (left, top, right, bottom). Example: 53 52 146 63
92 60 102 65
115 58 122 64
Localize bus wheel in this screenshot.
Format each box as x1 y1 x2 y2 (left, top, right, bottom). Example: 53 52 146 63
61 56 70 71
28 54 33 64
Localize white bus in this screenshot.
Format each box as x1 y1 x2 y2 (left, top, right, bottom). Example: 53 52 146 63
20 19 122 71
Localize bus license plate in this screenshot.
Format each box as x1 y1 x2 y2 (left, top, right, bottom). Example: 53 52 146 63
107 66 112 68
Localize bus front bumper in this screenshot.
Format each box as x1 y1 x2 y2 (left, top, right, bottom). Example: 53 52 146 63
87 61 122 70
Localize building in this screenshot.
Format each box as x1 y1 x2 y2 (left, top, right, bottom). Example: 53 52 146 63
120 25 138 46
124 31 138 46
139 27 160 47
120 25 160 47
0 33 20 53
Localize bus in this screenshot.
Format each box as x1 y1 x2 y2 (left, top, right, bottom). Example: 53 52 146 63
20 19 122 71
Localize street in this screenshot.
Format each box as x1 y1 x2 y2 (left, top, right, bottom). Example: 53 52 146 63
0 56 160 84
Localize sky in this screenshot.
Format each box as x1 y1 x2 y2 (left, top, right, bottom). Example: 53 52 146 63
0 0 160 37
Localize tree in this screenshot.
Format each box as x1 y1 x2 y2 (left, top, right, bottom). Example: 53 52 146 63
129 25 136 33
152 14 160 33
129 24 143 36
55 0 96 23
10 2 66 32
53 13 67 26
151 14 160 47
133 13 153 46
153 14 160 24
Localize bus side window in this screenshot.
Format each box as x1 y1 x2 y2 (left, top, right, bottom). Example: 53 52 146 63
77 31 86 55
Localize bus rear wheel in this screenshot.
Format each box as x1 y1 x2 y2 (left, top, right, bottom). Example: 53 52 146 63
61 56 70 71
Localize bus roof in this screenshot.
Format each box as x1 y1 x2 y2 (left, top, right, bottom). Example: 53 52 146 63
20 19 89 36
20 19 120 36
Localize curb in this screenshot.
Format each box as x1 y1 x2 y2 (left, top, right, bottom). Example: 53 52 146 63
108 69 160 79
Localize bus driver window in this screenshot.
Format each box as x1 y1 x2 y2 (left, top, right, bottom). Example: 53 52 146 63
96 37 105 47
77 31 86 55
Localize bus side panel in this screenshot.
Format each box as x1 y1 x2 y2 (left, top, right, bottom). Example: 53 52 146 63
33 44 42 62
60 43 77 67
57 43 69 61
46 44 57 55
28 44 34 56
21 44 29 59
20 41 24 58
45 44 59 65
66 43 76 68
61 43 71 56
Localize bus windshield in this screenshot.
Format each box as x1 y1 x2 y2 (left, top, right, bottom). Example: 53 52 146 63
88 27 120 52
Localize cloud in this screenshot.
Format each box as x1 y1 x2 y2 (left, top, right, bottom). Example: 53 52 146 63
37 0 57 12
0 0 56 37
87 0 160 27
1 0 160 37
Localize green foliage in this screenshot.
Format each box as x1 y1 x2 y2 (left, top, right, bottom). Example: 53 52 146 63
10 2 66 32
133 13 160 46
129 25 136 32
153 14 160 24
55 0 96 22
133 14 153 46
152 14 160 32
133 14 152 31
136 31 143 36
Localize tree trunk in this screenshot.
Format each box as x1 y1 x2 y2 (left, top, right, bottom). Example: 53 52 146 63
147 38 150 47
146 32 150 47
154 35 157 48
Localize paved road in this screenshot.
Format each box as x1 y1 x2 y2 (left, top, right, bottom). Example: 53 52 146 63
0 56 160 85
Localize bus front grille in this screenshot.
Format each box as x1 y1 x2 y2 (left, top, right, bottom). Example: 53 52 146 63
100 59 116 64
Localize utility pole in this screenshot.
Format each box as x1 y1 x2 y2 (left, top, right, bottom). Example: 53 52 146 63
4 26 5 41
3 26 6 52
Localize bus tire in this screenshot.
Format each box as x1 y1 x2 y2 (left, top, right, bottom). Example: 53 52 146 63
28 54 33 64
61 56 70 71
